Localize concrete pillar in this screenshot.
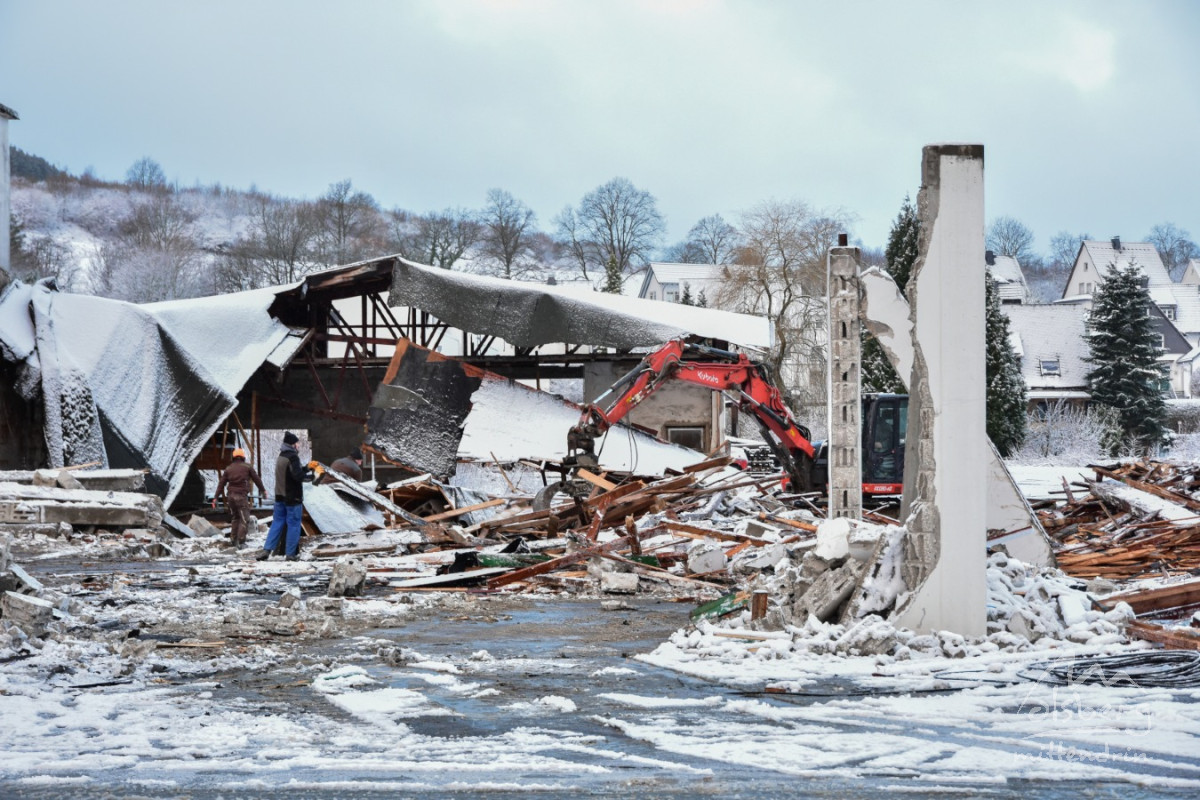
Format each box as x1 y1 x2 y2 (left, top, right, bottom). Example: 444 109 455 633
827 245 862 520
0 102 17 277
860 265 1054 569
895 144 988 637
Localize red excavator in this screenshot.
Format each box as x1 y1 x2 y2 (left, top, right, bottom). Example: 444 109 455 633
565 337 908 498
566 338 818 492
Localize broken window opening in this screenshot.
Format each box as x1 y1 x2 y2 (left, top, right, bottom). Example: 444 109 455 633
665 426 705 451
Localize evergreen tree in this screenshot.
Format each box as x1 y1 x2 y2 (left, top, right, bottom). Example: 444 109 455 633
862 195 919 392
1084 262 1169 456
697 288 708 307
884 195 920 295
602 255 623 294
985 275 1026 456
680 282 694 305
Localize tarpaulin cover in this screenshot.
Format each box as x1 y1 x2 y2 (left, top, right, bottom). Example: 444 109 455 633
366 339 703 478
388 257 773 351
0 281 293 504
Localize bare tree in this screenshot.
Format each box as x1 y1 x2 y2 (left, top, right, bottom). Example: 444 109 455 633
125 157 167 191
1048 230 1089 270
397 208 480 270
685 213 740 264
478 189 537 278
216 196 320 290
556 177 664 281
986 216 1037 265
315 179 384 267
715 199 851 411
1146 222 1199 280
94 194 204 301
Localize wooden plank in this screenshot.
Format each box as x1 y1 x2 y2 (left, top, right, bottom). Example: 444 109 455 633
757 512 818 533
422 498 506 522
577 469 618 491
663 521 770 547
309 544 399 559
390 567 512 589
1127 620 1200 650
682 456 733 473
1100 579 1200 615
584 480 646 509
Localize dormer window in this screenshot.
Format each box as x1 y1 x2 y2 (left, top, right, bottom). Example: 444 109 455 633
1040 358 1061 376
1162 306 1176 321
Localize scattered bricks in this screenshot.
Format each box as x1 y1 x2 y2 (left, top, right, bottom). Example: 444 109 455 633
308 597 344 616
737 542 786 571
687 542 727 575
7 563 43 595
600 572 639 594
278 587 302 609
31 470 58 488
55 471 84 491
327 560 367 598
188 515 223 538
798 551 832 582
793 561 865 623
2 591 54 638
742 520 780 540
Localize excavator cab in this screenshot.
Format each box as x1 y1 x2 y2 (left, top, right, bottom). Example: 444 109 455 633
811 393 908 497
861 393 907 495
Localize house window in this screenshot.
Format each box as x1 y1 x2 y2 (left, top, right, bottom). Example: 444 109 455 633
1162 306 1176 320
1079 282 1085 295
649 291 656 300
665 290 679 302
666 426 705 451
1158 334 1167 352
1040 358 1061 376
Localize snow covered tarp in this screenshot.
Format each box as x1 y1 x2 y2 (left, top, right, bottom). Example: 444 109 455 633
0 281 294 504
366 339 704 477
388 257 773 351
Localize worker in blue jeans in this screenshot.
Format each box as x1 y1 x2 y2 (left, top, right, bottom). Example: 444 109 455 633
257 431 311 562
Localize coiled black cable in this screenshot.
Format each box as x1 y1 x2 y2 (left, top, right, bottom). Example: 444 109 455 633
1018 651 1200 688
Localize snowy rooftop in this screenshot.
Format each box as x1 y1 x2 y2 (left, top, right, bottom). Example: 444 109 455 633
1002 303 1091 390
1079 239 1172 287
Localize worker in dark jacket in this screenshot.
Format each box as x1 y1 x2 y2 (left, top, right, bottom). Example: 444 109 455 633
257 432 311 561
215 448 265 548
329 448 364 481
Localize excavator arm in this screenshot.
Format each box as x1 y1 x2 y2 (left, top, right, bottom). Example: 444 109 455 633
567 338 816 491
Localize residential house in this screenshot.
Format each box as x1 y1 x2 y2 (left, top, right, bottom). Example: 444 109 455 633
1058 237 1200 396
986 250 1030 304
637 262 724 304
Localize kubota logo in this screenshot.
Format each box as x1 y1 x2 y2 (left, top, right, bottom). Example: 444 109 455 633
694 371 722 385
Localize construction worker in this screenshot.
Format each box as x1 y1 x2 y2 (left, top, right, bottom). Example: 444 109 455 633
257 431 311 562
215 448 265 549
329 448 364 481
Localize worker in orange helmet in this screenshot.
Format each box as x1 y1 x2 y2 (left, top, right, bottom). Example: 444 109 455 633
215 447 266 548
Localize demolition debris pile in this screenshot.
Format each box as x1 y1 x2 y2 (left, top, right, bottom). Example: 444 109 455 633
1039 460 1200 579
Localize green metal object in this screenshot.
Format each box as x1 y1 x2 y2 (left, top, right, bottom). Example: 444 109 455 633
690 590 748 621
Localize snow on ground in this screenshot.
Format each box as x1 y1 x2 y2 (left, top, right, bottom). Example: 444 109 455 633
4 462 1200 794
1006 463 1094 502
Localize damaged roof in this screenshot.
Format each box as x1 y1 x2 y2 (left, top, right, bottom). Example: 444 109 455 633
388 257 773 351
0 282 295 503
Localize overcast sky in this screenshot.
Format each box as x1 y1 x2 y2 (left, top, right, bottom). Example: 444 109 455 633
2 0 1198 253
